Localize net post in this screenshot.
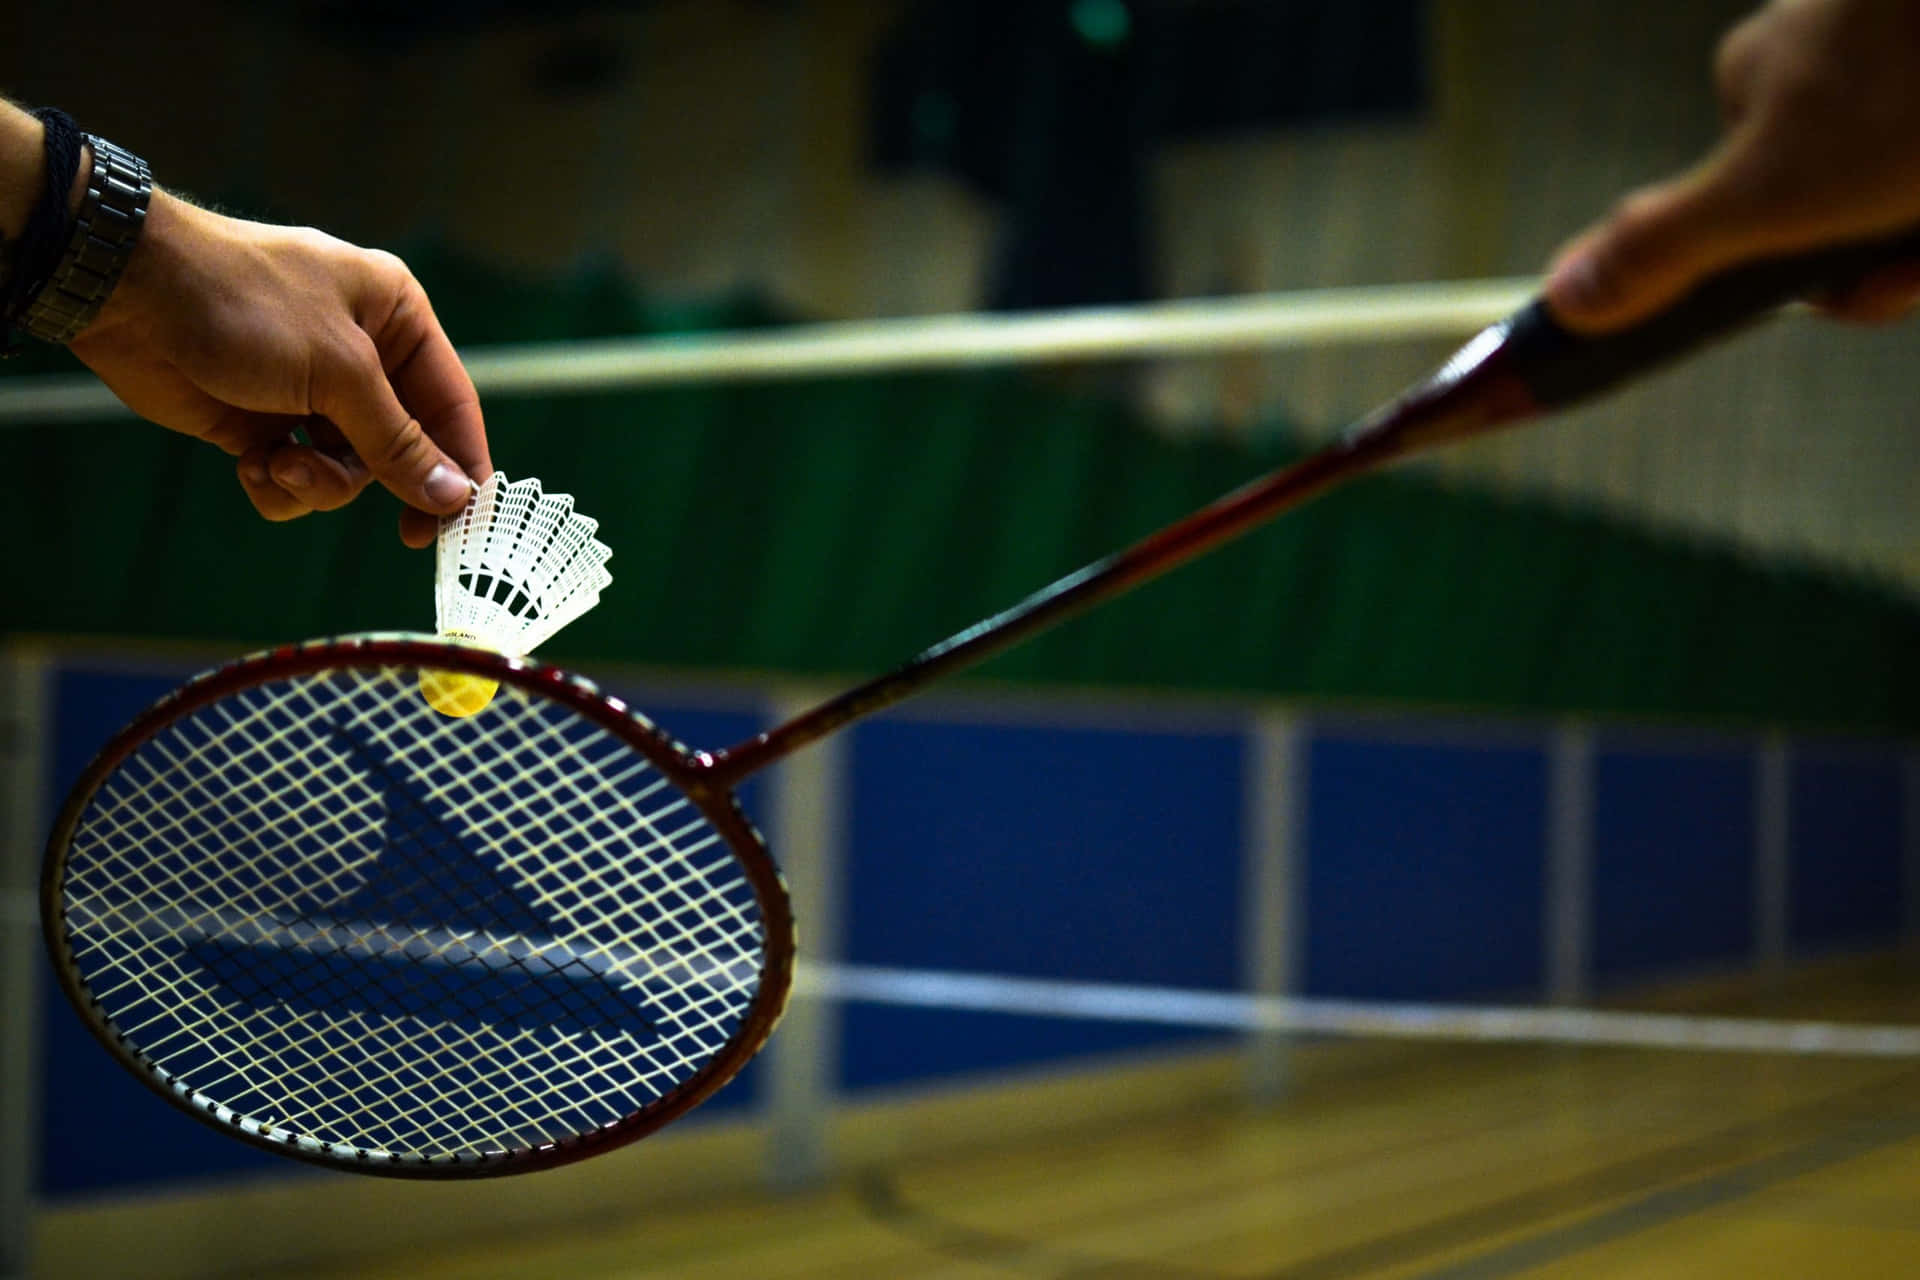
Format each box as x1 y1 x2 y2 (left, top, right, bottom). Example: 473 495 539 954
1244 709 1304 1105
760 685 848 1191
0 644 49 1280
1544 721 1594 1005
1754 732 1792 985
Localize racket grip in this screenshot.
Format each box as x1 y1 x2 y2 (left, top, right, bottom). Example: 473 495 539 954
1502 226 1920 410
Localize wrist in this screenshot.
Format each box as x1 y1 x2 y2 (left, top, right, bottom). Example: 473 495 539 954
0 101 44 242
83 186 185 336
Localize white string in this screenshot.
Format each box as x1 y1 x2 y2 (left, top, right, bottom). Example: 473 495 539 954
54 660 769 1164
795 964 1920 1059
69 899 762 997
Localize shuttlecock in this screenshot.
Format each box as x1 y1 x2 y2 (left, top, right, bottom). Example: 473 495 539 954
421 473 613 718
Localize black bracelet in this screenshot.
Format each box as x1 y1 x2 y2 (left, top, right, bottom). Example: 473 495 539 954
1 108 85 330
18 132 151 343
3 111 151 347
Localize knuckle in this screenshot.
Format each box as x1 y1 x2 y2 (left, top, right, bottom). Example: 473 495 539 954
318 325 381 384
1713 18 1762 95
1753 53 1828 117
364 247 411 280
286 224 345 262
1609 189 1664 233
349 247 423 339
1596 196 1666 274
373 416 435 474
243 481 307 522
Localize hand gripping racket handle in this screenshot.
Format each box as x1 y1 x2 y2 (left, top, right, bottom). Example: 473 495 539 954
1501 225 1920 410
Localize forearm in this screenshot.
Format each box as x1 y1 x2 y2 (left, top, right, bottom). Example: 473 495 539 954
0 98 47 242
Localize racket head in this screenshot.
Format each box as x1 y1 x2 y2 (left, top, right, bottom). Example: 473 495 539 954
40 633 794 1179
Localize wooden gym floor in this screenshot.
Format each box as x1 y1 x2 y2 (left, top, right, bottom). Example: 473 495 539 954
279 958 1920 1280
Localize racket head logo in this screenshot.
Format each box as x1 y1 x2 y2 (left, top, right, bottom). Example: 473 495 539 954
40 633 795 1179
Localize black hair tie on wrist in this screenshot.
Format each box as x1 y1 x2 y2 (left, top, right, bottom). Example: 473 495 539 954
1 107 85 330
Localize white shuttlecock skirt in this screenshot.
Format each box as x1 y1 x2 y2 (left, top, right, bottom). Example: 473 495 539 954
434 473 614 657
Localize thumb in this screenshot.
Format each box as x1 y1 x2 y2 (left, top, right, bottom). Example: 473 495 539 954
1544 144 1765 334
313 333 475 516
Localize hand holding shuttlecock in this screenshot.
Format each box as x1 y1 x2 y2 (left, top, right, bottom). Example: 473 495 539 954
419 474 613 717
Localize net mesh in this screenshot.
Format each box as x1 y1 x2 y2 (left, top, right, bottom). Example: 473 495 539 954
54 660 764 1166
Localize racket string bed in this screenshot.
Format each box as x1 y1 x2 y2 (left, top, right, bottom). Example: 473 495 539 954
55 661 767 1164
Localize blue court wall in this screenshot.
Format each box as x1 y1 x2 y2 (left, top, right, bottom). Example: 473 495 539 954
1790 743 1906 951
26 652 1915 1199
1591 733 1758 983
839 717 1245 1089
1303 729 1549 1001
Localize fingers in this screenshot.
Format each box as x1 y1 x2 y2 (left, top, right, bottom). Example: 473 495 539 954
1544 3 1811 336
76 201 489 544
383 283 492 488
368 271 489 549
79 362 386 524
310 327 477 521
396 507 443 550
1542 142 1769 333
234 421 374 522
1544 122 1920 334
387 327 488 548
1711 8 1769 126
1813 258 1920 325
1544 0 1920 336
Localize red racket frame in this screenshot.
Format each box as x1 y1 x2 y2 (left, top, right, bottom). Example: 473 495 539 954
42 225 1920 1176
41 635 797 1178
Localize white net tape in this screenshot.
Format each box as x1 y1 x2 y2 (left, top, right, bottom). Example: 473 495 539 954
54 663 764 1164
0 281 1537 425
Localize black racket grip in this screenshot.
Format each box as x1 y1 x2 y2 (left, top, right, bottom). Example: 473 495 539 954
1502 227 1920 410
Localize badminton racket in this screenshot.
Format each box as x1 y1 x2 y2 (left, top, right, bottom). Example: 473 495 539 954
42 228 1920 1178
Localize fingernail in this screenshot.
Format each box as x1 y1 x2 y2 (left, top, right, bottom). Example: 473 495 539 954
424 462 472 508
242 460 270 485
273 460 314 489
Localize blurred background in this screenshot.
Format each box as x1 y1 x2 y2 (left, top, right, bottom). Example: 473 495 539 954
3 1 1918 1277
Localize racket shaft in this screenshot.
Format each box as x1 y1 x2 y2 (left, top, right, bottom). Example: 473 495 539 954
703 330 1535 781
704 227 1920 784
